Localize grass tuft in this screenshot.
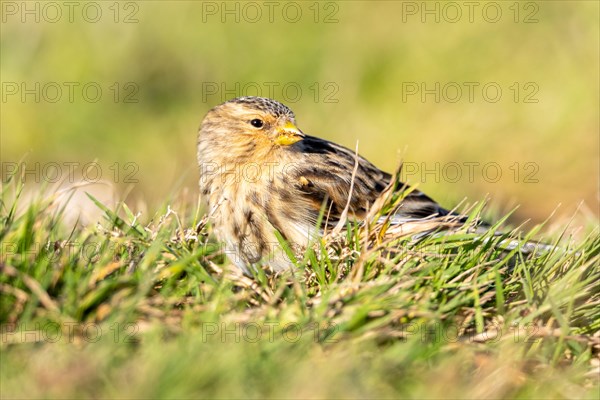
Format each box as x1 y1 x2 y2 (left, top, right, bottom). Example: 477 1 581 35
1 176 598 398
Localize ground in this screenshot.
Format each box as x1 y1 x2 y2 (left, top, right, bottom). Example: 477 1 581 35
1 178 598 399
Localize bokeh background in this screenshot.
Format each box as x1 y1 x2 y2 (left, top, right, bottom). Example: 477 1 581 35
2 1 598 227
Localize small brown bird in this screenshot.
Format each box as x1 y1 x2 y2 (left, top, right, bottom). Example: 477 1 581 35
197 96 465 275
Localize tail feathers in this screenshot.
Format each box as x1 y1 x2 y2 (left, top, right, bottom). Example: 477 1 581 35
466 224 570 256
380 215 570 258
483 237 559 255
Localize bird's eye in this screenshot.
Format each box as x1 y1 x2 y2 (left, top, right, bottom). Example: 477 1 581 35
250 119 264 128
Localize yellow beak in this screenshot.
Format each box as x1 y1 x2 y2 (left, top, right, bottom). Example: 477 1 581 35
274 121 304 146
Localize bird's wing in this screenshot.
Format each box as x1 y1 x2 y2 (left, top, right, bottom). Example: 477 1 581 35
285 135 452 227
282 135 559 262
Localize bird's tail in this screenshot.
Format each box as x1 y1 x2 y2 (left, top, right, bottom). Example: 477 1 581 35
357 165 584 261
370 211 580 264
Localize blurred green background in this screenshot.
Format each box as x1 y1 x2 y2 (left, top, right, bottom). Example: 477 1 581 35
2 1 598 225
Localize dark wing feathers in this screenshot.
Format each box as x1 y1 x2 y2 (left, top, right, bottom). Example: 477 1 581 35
287 135 451 225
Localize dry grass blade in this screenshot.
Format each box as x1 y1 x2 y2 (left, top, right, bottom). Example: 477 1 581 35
1 263 59 313
331 141 361 237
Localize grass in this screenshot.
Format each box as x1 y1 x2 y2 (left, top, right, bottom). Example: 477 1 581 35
1 172 599 399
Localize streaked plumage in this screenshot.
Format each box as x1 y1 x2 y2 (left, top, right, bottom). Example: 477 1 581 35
197 97 463 274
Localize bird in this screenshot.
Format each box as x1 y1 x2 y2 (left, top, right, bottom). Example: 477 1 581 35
197 96 526 275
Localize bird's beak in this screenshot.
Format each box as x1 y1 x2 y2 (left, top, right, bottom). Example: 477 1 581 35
274 121 304 146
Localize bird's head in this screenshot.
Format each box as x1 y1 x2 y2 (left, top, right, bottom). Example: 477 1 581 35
200 96 305 146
